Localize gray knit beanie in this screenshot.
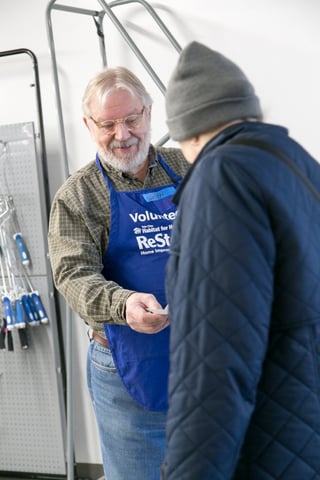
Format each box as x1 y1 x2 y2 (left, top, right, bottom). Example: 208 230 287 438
165 41 262 141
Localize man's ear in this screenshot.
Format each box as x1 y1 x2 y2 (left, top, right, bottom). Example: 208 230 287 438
190 135 200 146
83 116 90 130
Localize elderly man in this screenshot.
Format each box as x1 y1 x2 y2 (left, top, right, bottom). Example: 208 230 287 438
48 66 189 480
163 41 320 480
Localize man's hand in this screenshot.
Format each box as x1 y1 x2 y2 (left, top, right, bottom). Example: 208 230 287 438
125 292 169 334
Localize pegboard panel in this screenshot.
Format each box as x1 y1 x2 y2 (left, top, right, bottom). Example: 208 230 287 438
0 123 66 475
0 122 47 272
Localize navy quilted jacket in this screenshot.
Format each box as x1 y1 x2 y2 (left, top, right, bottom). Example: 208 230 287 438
164 122 320 479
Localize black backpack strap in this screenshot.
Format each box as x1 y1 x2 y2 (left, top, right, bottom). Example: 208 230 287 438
229 137 320 203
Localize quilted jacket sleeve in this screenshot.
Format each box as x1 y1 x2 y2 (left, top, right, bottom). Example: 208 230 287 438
165 150 276 479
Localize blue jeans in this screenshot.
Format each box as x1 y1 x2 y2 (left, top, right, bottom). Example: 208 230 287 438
87 340 166 480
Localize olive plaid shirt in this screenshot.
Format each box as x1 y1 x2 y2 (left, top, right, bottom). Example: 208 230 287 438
48 145 189 336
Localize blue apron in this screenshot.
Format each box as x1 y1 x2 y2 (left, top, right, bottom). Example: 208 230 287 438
96 154 181 411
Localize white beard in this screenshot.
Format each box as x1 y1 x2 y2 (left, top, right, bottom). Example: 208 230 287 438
98 130 151 174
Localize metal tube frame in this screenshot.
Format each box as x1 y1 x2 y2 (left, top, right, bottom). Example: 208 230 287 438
0 48 67 477
45 3 181 479
45 0 181 177
0 49 51 216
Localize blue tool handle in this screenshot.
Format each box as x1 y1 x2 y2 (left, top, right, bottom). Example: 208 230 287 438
21 293 37 325
3 296 14 330
30 291 49 324
13 232 30 266
15 299 26 329
28 295 41 325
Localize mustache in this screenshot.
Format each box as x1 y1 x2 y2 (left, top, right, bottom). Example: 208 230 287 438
110 137 139 149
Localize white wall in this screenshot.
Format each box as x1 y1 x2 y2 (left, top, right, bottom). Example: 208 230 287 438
1 0 319 467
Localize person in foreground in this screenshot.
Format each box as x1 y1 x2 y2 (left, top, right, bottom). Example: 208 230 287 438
48 66 189 479
162 41 320 480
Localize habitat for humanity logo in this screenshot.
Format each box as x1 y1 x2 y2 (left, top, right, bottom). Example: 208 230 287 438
129 210 177 256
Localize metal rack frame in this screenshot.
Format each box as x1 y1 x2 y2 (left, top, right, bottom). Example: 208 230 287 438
46 0 181 177
0 49 51 215
45 3 181 479
0 48 67 478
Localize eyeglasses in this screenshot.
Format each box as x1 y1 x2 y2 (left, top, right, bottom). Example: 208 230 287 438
89 107 146 135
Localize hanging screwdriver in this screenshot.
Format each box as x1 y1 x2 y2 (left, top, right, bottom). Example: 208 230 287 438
7 196 31 266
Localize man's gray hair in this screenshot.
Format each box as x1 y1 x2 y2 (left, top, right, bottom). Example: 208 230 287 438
82 66 153 116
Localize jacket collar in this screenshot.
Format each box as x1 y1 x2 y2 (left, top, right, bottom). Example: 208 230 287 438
173 121 288 204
